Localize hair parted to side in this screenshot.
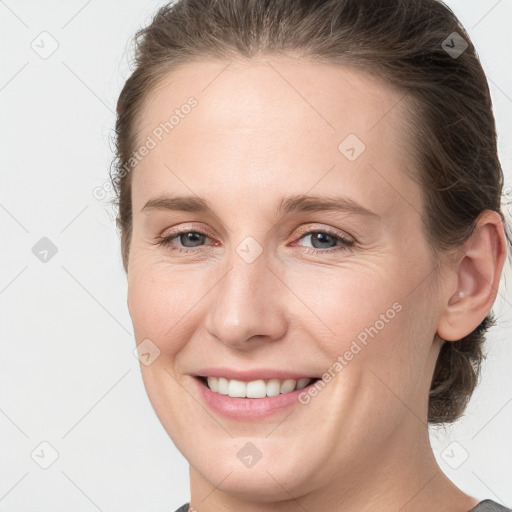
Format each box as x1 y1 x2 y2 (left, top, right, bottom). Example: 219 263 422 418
110 0 512 424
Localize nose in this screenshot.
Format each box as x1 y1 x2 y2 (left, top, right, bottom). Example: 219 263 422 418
204 248 288 351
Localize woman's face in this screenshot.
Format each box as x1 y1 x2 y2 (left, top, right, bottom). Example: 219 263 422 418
127 58 445 501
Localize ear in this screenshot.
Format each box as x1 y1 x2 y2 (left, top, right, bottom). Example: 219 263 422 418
437 210 508 342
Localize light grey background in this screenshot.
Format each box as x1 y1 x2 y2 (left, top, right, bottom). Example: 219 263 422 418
1 1 511 511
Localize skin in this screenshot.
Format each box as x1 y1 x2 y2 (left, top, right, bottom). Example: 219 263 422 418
125 57 507 511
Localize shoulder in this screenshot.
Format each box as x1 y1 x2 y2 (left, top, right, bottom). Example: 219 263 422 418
173 504 190 512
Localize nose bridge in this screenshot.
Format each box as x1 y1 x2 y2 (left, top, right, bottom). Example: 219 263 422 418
205 243 287 348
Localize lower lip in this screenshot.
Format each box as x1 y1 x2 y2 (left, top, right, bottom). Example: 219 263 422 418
193 377 317 420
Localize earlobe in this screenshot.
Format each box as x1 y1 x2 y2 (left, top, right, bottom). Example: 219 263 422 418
437 210 507 342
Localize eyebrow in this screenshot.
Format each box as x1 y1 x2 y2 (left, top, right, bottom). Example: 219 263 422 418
141 193 380 219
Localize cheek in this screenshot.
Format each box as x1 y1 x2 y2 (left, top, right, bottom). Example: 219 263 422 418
127 258 217 353
303 260 435 383
306 280 435 445
127 275 164 342
291 262 401 344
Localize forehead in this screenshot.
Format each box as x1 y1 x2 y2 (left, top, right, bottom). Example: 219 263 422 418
132 57 421 218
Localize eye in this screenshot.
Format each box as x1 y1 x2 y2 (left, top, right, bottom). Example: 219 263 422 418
154 229 216 253
153 226 354 255
292 228 354 254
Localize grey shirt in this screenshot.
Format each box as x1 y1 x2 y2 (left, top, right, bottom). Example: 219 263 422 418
469 501 511 512
175 499 510 511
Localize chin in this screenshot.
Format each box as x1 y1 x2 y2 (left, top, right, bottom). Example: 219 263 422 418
190 442 318 503
206 469 306 502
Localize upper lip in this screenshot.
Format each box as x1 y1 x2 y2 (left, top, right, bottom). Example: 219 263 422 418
194 367 319 382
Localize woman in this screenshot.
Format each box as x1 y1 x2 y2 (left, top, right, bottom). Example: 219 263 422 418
110 0 511 510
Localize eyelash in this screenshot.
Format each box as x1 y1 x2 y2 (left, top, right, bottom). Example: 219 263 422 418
154 227 354 255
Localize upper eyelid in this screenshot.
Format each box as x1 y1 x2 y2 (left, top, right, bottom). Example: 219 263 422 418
162 223 352 238
293 224 354 242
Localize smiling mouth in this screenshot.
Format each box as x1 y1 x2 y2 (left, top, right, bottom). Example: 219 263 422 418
196 376 321 399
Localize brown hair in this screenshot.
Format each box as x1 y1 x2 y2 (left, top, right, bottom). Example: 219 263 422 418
110 0 512 424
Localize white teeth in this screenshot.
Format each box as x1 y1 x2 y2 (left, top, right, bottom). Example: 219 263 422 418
296 378 311 390
228 379 246 398
280 379 296 394
266 378 281 397
207 376 219 393
246 380 267 398
217 377 229 395
205 376 315 398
